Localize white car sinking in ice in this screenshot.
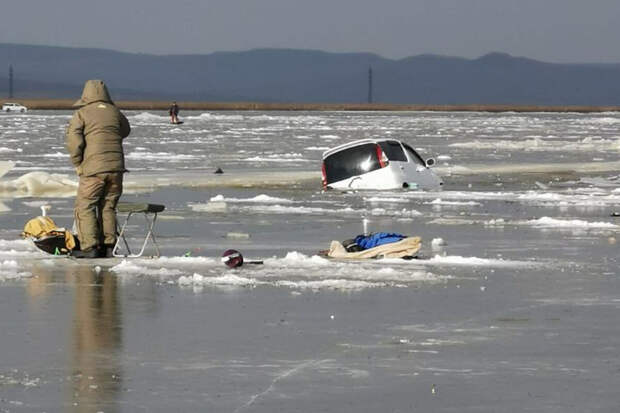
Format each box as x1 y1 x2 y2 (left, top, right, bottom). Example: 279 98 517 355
321 138 442 190
2 102 28 113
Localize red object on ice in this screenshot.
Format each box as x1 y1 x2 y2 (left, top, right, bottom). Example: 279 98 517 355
222 249 244 268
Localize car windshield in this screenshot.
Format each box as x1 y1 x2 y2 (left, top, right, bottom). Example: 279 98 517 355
324 143 381 184
378 140 407 161
402 143 426 166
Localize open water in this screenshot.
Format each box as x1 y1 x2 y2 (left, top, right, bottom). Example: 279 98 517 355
0 110 619 412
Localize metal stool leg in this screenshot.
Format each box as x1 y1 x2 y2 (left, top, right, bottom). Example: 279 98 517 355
112 211 161 258
134 212 161 257
113 211 134 257
112 203 165 258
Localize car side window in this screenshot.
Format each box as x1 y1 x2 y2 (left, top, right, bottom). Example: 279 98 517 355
378 141 407 161
402 143 426 166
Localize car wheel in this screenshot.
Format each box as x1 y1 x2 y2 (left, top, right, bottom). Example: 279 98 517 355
20 109 24 113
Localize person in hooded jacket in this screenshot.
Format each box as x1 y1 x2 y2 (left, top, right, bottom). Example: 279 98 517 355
66 80 130 258
169 101 179 124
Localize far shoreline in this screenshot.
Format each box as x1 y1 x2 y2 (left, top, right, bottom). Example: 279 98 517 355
3 99 620 113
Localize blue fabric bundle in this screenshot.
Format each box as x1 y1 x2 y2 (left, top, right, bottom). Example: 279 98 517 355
354 232 406 250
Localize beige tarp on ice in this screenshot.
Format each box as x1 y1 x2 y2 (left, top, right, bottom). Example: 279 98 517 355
327 236 421 259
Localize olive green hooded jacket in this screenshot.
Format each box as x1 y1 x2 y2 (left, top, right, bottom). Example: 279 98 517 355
66 80 130 177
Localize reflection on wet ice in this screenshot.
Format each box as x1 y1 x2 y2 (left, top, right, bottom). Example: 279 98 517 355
26 265 123 412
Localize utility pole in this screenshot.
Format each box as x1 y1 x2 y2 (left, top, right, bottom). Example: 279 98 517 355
9 65 13 99
367 66 373 104
9 65 14 99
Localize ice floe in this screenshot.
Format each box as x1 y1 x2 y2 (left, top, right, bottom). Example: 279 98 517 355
524 217 618 229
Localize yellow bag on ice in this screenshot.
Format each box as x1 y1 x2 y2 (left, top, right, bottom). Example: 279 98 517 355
21 216 77 253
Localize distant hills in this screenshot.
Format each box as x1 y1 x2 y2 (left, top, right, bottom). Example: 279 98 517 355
1 43 620 105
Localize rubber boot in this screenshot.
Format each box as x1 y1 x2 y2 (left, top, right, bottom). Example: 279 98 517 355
103 244 116 258
70 248 100 259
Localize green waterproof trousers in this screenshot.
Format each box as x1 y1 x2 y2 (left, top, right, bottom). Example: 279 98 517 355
74 172 123 251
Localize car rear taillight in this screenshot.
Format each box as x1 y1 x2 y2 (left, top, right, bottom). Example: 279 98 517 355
321 162 327 188
375 144 389 168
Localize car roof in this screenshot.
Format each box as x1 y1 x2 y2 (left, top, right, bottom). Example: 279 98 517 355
322 138 402 159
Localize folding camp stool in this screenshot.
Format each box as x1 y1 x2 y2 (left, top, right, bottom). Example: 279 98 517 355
113 202 165 258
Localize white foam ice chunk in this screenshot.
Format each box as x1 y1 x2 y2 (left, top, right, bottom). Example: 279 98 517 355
431 238 446 249
0 239 41 258
209 194 295 204
517 191 563 201
526 217 618 229
428 198 482 206
109 260 147 274
226 232 250 239
237 204 333 215
110 256 218 279
179 271 403 290
0 171 76 197
0 272 32 282
190 201 228 213
0 239 35 249
153 256 218 266
240 194 295 203
179 272 259 287
0 260 19 269
219 203 422 218
365 196 409 203
369 207 422 217
426 254 536 267
178 272 401 291
437 155 452 160
0 259 32 281
590 116 620 124
399 190 516 203
535 181 549 190
264 251 331 267
484 218 507 226
257 252 446 289
111 256 217 271
40 151 69 158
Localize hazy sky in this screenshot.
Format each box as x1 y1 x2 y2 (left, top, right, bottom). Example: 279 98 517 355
2 0 620 63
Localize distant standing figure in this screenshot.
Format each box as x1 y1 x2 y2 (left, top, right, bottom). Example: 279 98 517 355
65 80 131 258
169 101 180 124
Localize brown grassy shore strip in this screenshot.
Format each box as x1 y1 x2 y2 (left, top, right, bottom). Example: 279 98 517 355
4 99 620 113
